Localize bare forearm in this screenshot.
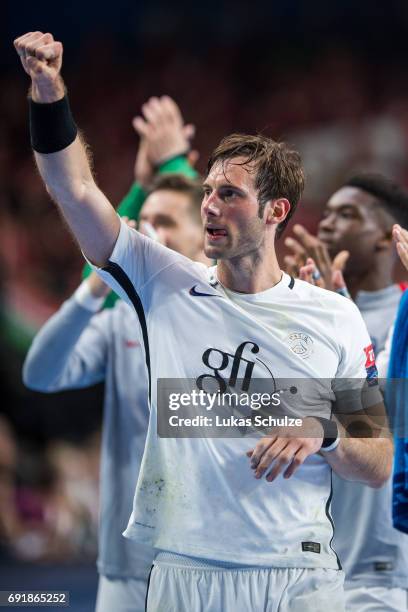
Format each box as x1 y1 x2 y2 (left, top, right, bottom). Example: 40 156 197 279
30 74 93 193
323 436 393 488
35 129 93 197
35 132 119 266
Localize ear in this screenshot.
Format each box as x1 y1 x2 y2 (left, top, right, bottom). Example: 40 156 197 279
265 198 291 226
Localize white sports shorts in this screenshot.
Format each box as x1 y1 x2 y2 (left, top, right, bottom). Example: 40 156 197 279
344 584 408 611
95 574 149 612
146 554 345 612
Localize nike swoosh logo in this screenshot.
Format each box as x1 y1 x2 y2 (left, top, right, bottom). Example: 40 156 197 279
189 285 221 297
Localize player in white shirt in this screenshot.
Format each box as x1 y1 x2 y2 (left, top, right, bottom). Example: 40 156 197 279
14 32 393 612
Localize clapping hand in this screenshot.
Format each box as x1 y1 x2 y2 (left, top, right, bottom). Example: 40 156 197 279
285 224 349 293
393 224 408 271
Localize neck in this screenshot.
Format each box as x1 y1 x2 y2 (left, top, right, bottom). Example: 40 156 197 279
345 259 394 299
217 245 282 293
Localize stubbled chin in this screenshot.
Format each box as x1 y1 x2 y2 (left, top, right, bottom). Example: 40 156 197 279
204 243 225 258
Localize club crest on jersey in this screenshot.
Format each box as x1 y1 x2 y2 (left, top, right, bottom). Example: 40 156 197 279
285 332 314 359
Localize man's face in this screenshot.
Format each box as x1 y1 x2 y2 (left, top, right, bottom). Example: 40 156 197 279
201 158 265 260
140 189 203 259
318 187 388 272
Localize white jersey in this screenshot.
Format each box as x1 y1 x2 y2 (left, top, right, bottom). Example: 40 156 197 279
22 294 154 579
92 218 373 569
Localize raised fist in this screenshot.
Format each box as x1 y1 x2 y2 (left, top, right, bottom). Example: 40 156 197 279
14 32 64 101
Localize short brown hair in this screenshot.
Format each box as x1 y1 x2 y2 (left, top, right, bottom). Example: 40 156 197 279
207 134 305 238
147 174 203 224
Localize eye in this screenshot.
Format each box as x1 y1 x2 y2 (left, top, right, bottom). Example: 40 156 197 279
339 211 355 219
221 188 236 201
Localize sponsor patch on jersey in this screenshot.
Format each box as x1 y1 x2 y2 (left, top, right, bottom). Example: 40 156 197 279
302 541 321 554
364 344 375 368
125 340 140 348
374 561 393 571
364 344 378 386
285 332 314 359
189 285 220 298
366 365 378 386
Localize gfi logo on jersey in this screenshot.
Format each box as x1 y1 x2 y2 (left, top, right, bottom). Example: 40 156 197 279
364 344 378 387
196 341 275 393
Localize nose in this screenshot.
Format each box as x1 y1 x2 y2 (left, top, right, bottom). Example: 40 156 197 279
318 212 335 232
202 191 221 218
155 227 169 247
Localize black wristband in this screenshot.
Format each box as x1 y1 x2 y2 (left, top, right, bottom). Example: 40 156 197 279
29 96 78 154
313 417 339 448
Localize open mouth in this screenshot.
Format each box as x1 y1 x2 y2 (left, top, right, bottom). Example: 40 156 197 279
206 227 228 240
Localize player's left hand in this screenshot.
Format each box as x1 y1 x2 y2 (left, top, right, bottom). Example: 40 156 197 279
246 417 324 481
393 224 408 271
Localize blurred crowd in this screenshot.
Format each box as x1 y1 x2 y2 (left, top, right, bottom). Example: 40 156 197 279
0 415 99 563
2 36 408 566
3 45 408 336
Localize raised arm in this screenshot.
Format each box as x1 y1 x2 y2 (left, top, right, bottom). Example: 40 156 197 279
14 32 120 267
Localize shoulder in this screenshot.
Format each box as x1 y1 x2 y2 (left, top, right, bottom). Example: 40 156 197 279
293 278 356 309
111 299 137 318
292 278 363 326
110 217 208 282
145 250 209 286
108 217 190 270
